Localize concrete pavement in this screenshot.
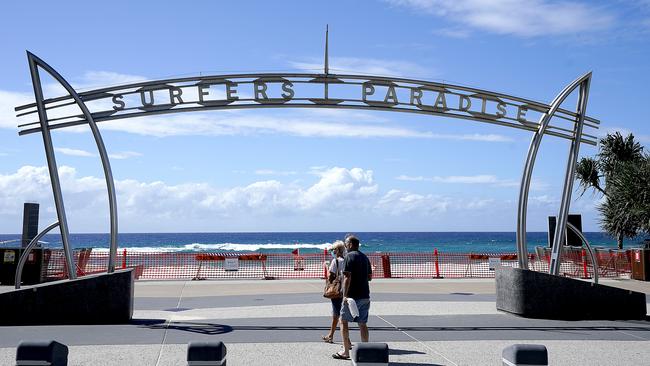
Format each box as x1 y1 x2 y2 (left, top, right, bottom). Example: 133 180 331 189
0 278 648 365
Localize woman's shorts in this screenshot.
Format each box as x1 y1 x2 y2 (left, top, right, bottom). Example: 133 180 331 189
331 297 343 316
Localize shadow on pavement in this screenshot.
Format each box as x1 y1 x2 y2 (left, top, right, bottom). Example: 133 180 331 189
130 318 166 326
142 321 234 335
136 321 650 336
394 325 650 333
389 348 426 355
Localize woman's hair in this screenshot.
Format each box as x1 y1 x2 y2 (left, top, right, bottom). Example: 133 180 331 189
331 240 345 254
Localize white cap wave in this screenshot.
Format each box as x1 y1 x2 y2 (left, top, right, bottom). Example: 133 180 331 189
93 242 332 253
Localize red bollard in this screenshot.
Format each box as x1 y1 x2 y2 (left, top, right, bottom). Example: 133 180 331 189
582 248 589 279
122 249 127 269
323 249 329 279
434 249 441 278
381 254 392 278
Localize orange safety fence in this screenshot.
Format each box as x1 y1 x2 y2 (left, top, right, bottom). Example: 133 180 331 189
39 247 633 281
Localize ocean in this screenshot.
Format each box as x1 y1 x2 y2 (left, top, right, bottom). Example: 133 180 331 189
0 232 645 254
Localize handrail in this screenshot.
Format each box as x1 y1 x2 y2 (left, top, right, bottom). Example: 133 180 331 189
15 221 59 289
566 222 599 284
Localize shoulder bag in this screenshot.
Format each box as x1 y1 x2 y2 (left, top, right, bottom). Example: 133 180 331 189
323 259 342 299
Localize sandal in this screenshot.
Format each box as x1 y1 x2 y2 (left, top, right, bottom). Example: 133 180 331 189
321 335 333 343
332 352 350 360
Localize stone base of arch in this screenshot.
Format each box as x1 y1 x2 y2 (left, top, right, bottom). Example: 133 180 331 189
0 269 134 326
496 266 646 320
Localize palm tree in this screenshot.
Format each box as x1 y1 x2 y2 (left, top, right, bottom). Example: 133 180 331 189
575 132 646 249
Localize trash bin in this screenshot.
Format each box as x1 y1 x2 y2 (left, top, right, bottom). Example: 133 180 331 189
0 248 45 286
631 247 650 281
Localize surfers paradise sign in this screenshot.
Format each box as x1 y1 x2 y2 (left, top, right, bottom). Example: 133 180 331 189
13 29 599 282
17 73 598 144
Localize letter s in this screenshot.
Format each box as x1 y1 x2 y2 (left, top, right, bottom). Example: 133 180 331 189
112 94 125 111
282 81 294 99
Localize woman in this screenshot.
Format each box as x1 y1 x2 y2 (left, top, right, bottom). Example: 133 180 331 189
322 240 346 343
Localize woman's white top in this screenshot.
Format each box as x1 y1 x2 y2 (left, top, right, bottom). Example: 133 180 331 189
329 257 345 277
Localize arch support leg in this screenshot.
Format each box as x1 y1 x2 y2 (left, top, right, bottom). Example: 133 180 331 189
28 55 76 280
27 51 119 275
549 79 591 275
515 72 592 271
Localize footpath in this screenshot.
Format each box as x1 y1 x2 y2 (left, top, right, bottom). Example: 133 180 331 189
0 278 648 365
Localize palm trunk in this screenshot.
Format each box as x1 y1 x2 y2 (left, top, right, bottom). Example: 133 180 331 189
617 232 624 250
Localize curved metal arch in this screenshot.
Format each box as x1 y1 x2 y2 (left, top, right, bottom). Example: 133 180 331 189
515 72 592 269
15 221 59 289
15 72 600 145
14 72 600 126
566 222 599 284
19 52 599 279
27 52 119 273
549 76 591 275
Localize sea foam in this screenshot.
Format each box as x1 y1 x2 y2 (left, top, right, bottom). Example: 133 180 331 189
92 242 332 253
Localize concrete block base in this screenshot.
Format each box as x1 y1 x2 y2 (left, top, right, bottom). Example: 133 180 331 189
502 344 547 365
496 267 646 320
187 341 227 366
16 340 69 366
351 342 389 366
0 269 134 325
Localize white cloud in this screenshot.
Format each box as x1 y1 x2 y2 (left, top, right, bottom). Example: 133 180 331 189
54 147 95 157
43 71 148 97
108 151 143 160
433 28 472 39
289 56 432 78
600 126 650 145
73 71 148 91
530 179 550 191
91 111 512 142
0 165 566 231
0 165 380 224
465 198 495 209
376 189 450 215
429 133 512 142
0 90 32 130
530 194 559 205
397 174 515 185
254 170 298 176
53 147 142 160
299 167 378 210
396 174 550 190
387 0 614 37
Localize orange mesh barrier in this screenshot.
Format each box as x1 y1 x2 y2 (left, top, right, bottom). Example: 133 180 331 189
39 247 633 281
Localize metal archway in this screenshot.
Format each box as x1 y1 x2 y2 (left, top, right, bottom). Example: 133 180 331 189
14 51 598 280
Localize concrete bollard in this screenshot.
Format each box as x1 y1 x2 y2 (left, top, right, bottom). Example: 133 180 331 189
502 344 548 366
187 341 227 366
351 342 389 366
16 340 68 366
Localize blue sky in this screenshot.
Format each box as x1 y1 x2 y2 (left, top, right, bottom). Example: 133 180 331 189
1 0 649 233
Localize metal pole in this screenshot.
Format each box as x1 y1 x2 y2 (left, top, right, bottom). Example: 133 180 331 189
516 132 543 269
27 52 119 273
15 221 59 289
27 54 76 280
549 78 591 275
515 72 592 270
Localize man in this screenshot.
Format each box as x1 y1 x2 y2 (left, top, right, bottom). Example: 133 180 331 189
332 234 372 360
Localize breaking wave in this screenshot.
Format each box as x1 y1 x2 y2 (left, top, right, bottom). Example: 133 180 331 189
92 242 332 253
